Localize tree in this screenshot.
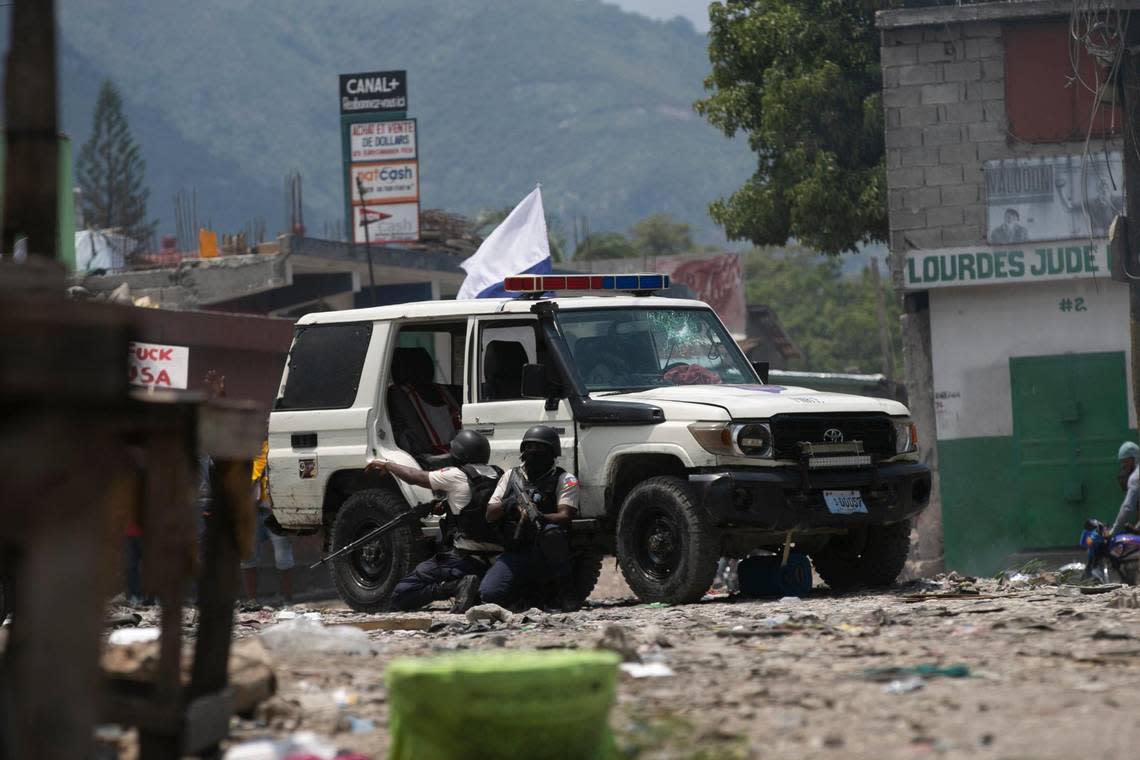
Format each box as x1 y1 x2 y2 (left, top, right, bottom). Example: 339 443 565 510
573 232 639 261
77 80 155 251
695 0 887 254
630 213 694 257
744 246 901 375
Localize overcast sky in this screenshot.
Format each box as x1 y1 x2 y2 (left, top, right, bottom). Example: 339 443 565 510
607 0 712 32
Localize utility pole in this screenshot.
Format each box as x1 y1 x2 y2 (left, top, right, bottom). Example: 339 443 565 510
355 175 378 307
870 256 895 382
1122 16 1140 434
3 0 59 259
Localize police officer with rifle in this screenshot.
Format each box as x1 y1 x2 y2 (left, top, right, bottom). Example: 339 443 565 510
481 425 581 612
314 430 501 613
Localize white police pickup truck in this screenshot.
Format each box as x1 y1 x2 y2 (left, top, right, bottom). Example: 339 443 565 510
267 274 931 610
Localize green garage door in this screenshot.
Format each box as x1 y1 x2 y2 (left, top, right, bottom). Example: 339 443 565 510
1010 352 1130 547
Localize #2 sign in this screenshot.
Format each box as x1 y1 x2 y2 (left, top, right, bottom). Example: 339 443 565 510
128 341 189 389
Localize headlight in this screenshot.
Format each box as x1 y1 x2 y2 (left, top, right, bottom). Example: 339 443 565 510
688 421 773 458
893 419 918 454
736 422 773 457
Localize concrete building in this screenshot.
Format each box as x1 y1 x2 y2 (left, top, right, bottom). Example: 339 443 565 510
878 0 1138 574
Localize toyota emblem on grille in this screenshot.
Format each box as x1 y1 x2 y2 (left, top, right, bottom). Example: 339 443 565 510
822 428 844 443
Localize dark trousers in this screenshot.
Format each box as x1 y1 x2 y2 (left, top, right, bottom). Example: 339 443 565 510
390 550 487 611
124 536 143 599
479 524 571 609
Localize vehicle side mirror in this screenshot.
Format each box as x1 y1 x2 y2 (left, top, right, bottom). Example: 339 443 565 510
521 363 547 399
751 361 770 384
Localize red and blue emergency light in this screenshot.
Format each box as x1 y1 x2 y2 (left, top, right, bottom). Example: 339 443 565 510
502 273 671 293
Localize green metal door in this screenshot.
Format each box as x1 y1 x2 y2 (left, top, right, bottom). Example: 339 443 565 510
1009 352 1130 547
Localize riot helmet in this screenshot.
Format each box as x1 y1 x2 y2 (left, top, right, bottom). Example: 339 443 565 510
520 425 561 458
450 429 491 465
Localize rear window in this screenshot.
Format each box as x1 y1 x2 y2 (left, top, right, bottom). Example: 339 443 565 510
275 322 373 410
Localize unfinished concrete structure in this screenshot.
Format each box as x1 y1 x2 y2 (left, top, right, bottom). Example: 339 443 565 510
878 0 1139 574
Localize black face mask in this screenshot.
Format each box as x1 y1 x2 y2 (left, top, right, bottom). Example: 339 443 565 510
521 449 556 480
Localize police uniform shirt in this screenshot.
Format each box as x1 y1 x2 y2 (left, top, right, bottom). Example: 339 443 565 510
428 467 502 553
487 469 580 515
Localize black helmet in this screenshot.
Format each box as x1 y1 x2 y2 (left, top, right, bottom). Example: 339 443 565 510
520 425 561 458
450 429 491 465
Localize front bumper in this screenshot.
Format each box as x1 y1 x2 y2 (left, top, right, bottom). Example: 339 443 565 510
689 462 931 530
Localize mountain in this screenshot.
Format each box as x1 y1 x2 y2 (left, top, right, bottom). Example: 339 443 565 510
34 0 755 244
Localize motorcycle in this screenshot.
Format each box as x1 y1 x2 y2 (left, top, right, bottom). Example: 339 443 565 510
1080 518 1140 585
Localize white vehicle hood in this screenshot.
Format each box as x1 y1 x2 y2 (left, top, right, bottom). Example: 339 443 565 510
598 384 909 420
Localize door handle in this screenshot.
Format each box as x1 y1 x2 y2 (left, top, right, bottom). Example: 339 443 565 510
470 425 495 436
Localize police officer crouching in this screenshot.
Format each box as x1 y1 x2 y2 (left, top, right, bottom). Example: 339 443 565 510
481 425 581 612
367 430 503 613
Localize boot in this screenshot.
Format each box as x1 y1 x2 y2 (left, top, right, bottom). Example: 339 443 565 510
449 575 480 614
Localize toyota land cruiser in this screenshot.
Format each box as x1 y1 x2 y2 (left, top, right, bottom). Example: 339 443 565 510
267 274 931 610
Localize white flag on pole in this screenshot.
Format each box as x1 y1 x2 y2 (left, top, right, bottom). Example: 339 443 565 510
457 186 552 299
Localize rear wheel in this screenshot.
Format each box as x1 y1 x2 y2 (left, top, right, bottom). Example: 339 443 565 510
811 520 912 591
616 476 719 604
330 489 419 612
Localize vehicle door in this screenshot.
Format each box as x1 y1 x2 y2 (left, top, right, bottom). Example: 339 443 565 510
462 315 576 475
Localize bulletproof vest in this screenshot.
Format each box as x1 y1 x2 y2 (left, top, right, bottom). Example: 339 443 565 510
454 463 504 546
504 466 564 515
502 466 565 549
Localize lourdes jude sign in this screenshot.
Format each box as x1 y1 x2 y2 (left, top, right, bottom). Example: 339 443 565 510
903 242 1109 291
339 70 420 244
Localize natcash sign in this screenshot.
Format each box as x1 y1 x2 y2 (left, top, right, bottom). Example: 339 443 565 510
339 70 407 114
903 242 1108 290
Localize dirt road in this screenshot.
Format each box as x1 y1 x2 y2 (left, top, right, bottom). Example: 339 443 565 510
207 567 1140 759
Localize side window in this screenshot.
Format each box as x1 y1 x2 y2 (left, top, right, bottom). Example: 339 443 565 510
479 321 538 401
276 322 372 410
392 322 467 387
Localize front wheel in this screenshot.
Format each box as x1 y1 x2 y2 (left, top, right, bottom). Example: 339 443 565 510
1118 560 1137 586
811 520 912 591
615 476 719 604
330 489 419 612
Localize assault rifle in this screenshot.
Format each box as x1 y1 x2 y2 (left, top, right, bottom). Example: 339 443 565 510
509 473 545 541
309 500 437 569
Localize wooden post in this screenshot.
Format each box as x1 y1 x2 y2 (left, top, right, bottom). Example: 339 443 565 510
3 0 59 259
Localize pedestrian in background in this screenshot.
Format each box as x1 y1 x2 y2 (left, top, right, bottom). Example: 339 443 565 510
241 440 295 606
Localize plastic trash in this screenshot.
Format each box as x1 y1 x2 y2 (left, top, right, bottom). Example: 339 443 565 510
619 662 674 678
108 627 160 646
886 676 925 694
738 553 813 598
861 664 970 682
222 731 344 760
465 603 513 626
259 617 378 656
387 650 620 760
345 715 375 733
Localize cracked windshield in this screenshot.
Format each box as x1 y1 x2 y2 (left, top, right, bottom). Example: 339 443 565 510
560 308 753 392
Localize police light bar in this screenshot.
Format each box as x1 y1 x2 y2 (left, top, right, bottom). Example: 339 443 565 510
503 273 671 293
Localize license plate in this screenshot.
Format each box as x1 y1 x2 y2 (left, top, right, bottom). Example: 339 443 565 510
823 490 868 515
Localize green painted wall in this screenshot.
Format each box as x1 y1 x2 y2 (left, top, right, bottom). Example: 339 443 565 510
941 430 1137 576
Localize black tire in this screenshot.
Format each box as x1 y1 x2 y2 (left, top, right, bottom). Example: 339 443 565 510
615 476 720 604
330 489 419 612
811 520 912 591
571 549 605 602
